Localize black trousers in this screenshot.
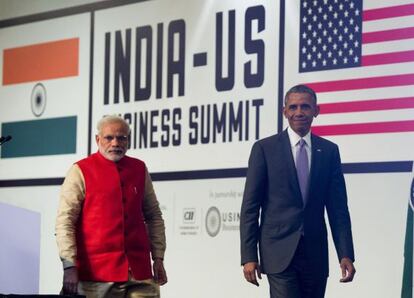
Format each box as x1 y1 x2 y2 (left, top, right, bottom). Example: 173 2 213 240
267 237 327 298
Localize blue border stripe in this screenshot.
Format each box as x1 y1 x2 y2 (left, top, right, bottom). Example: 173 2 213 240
152 168 247 181
0 161 412 187
0 0 149 28
343 161 413 174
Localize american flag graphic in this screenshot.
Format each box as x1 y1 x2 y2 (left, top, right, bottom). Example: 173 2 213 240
284 0 414 162
299 0 363 72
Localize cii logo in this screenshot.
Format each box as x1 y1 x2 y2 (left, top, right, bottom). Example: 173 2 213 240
183 208 196 224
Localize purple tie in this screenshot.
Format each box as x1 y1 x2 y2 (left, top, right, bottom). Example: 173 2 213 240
296 139 309 204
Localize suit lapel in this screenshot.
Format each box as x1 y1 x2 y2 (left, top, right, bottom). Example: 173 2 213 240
281 130 303 206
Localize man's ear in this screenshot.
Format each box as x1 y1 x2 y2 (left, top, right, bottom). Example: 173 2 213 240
314 105 320 118
95 134 99 145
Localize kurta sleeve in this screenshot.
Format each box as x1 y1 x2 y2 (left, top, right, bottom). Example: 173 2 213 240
55 164 85 269
142 167 166 260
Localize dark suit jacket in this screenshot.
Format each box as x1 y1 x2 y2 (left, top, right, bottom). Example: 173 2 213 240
240 130 354 277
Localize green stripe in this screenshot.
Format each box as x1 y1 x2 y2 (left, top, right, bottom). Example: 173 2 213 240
1 116 77 158
402 205 413 298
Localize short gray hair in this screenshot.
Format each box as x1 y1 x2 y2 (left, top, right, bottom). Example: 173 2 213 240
97 115 131 135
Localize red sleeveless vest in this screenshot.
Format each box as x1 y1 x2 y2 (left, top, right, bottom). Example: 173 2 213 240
76 152 152 282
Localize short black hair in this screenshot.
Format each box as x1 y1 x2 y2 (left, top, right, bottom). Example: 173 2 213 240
284 84 317 105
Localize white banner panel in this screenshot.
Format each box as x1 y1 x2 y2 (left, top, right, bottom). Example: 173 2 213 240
153 171 410 298
0 171 409 297
284 0 414 163
0 13 90 179
154 177 269 297
93 0 279 172
0 1 411 297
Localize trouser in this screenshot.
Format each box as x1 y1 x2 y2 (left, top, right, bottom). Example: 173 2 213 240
78 278 160 298
267 237 327 298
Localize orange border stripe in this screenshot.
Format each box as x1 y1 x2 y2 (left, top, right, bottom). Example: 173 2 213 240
3 38 79 85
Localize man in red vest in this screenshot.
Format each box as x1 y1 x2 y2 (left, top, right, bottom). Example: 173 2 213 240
56 115 167 297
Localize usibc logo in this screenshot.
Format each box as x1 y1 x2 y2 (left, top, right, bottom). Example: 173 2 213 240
205 206 221 237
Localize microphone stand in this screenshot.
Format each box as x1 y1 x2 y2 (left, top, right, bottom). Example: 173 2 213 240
0 135 12 146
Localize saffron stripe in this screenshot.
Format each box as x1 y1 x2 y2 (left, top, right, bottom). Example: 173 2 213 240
312 120 414 136
361 50 414 66
319 97 414 114
363 3 414 21
305 73 414 93
3 38 79 85
362 27 414 44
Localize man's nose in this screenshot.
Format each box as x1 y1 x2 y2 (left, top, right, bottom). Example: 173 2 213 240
295 108 305 115
110 138 121 145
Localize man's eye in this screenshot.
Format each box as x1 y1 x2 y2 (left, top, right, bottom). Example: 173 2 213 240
103 135 128 142
117 136 128 142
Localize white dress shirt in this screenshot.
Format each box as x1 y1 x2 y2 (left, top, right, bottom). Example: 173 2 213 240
287 127 311 173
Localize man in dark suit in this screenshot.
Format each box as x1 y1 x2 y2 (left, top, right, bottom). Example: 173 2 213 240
240 85 355 297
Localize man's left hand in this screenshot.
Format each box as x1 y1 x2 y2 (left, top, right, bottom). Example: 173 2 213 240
153 258 168 285
339 257 356 282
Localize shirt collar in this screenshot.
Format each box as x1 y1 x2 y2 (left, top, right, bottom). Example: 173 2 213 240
287 127 312 148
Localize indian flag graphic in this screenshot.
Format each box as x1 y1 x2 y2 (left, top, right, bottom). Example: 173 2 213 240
1 38 79 158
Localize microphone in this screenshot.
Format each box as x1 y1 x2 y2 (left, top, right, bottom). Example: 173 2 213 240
0 135 12 145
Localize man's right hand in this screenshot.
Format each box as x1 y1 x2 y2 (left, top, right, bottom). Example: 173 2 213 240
62 266 79 295
243 262 262 286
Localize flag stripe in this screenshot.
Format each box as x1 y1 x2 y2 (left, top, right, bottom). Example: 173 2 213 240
361 50 414 66
312 120 414 136
362 27 414 44
306 73 414 93
363 3 414 21
2 38 79 85
319 97 414 114
1 116 77 158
